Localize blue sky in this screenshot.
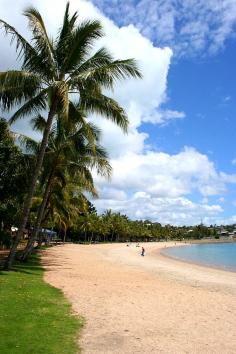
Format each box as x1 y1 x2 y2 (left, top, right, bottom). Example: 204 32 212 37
1 0 236 225
90 0 236 224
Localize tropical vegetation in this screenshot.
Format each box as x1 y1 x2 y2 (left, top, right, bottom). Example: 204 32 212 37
0 2 141 268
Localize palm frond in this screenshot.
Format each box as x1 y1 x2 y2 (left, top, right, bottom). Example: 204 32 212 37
72 47 113 75
67 103 101 143
82 121 101 143
80 93 129 132
23 7 56 79
60 20 103 74
30 115 46 132
0 71 42 110
0 19 51 79
16 133 39 154
93 157 112 179
9 89 47 124
74 58 142 90
68 101 87 127
0 19 35 61
56 2 78 69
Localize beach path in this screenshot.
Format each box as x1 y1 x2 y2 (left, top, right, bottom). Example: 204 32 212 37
43 243 236 354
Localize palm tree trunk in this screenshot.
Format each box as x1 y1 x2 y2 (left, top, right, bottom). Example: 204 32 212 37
111 229 114 242
4 100 58 269
20 168 55 261
63 227 67 243
90 231 94 243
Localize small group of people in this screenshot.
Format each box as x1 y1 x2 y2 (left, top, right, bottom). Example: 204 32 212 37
126 242 145 256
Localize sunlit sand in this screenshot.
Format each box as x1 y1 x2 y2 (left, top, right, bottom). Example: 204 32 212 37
43 243 236 354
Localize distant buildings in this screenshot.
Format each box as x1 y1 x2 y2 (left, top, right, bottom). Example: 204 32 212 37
217 228 236 238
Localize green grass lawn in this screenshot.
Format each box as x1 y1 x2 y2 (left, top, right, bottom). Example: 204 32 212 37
0 253 83 354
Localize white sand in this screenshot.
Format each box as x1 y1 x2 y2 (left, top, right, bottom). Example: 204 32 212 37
43 242 236 354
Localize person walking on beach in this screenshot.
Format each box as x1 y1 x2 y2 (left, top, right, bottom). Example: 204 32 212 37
141 247 145 256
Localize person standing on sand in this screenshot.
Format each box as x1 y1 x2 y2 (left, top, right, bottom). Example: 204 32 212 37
141 247 145 256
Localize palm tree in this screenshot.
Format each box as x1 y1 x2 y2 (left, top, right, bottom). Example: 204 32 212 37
0 2 142 268
47 180 92 244
21 112 111 259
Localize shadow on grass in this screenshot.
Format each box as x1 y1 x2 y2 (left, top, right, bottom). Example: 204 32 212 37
0 252 42 275
12 254 43 275
0 246 62 274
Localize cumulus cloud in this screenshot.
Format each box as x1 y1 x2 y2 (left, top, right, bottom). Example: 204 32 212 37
94 193 223 226
93 147 236 225
1 0 236 225
95 147 234 198
143 109 185 125
0 0 177 138
92 0 236 57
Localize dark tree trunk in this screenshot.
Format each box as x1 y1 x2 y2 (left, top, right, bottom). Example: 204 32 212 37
37 233 43 248
20 168 55 261
4 100 58 269
90 231 94 243
63 228 67 243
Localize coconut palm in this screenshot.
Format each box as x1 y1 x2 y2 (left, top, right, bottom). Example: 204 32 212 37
20 111 111 259
0 2 141 268
45 179 92 243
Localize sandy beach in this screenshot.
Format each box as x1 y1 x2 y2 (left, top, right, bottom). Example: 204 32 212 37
43 242 236 354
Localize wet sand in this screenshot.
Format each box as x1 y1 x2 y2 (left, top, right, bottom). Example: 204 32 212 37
43 242 236 354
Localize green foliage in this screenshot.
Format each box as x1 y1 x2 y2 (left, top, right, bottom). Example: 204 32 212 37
0 118 33 227
0 4 141 267
0 118 28 203
0 4 141 128
0 254 83 353
67 210 224 244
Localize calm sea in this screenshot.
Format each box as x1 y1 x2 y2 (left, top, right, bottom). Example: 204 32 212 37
162 242 236 272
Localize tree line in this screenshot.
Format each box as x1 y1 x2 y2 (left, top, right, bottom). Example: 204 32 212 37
66 209 220 243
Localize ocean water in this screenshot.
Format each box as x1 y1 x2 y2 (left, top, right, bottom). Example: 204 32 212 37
162 242 236 271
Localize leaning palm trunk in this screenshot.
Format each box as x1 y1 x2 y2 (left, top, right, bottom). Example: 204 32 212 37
20 168 55 261
4 102 58 269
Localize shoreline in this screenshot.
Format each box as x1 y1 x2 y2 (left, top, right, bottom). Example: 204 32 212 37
160 242 236 273
43 243 236 353
102 242 236 292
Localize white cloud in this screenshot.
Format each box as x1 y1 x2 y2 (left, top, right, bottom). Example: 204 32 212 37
93 147 236 225
212 214 236 226
103 147 231 198
143 109 185 125
96 187 127 201
94 193 223 226
92 0 236 57
0 0 178 142
201 197 209 204
1 0 236 225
